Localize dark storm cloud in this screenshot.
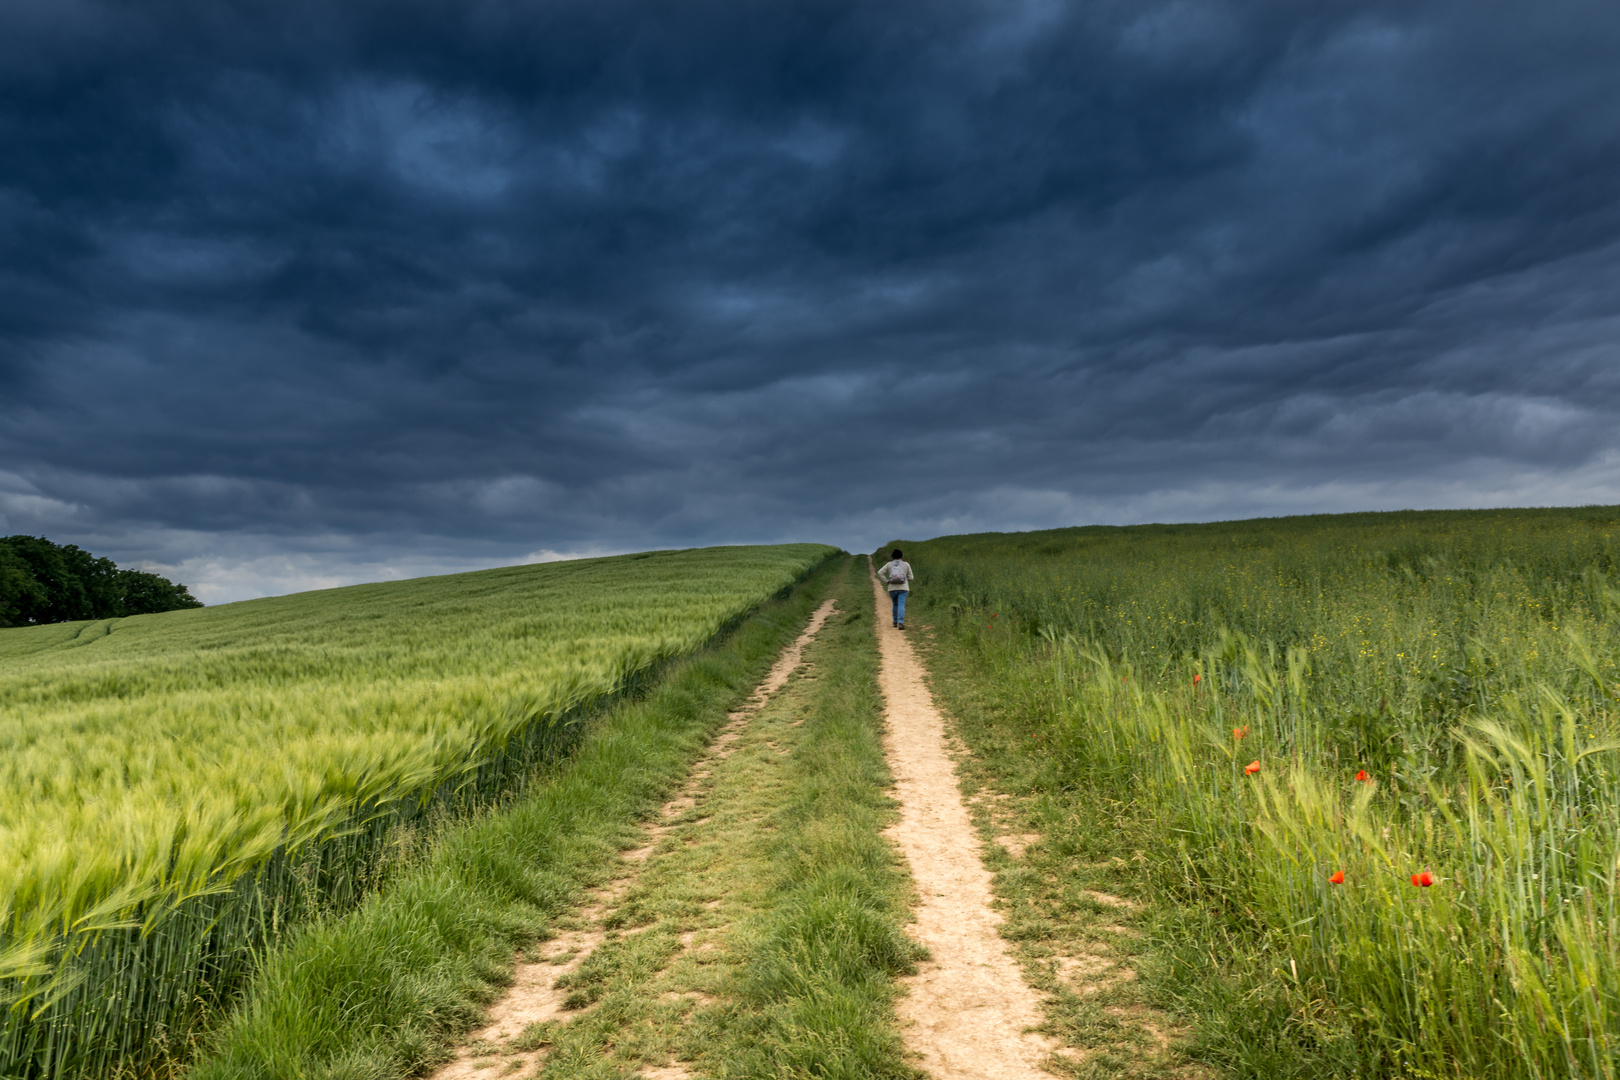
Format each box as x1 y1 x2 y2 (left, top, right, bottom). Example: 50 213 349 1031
2 0 1620 599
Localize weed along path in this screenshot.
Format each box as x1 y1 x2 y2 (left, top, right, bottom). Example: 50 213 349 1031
428 597 841 1080
869 561 1057 1079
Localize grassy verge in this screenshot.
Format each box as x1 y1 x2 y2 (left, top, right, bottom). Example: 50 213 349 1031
511 554 923 1080
189 556 845 1080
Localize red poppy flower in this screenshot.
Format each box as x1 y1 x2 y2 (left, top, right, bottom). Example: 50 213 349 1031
1355 770 1370 782
1233 725 1249 739
1244 760 1261 775
1193 673 1202 685
1329 871 1345 885
1411 870 1434 888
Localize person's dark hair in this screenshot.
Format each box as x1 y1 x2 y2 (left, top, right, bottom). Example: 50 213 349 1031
891 548 903 559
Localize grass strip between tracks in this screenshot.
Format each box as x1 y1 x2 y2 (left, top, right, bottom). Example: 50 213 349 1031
191 556 845 1080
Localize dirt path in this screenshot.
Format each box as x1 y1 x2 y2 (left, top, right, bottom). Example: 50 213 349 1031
428 598 840 1080
871 563 1056 1080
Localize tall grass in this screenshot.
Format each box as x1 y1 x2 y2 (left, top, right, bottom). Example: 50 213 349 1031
895 508 1620 1078
0 544 834 1079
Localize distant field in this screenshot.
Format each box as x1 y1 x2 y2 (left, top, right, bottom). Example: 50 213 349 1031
0 543 834 1079
896 507 1620 1079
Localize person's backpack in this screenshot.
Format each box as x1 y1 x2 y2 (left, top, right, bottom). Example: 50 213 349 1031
887 561 906 585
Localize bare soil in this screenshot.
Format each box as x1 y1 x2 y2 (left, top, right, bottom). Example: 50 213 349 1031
870 566 1058 1079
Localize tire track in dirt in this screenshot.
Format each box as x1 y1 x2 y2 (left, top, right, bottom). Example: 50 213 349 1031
428 597 839 1080
871 561 1057 1080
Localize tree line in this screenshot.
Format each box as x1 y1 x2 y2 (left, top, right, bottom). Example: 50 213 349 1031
0 535 202 627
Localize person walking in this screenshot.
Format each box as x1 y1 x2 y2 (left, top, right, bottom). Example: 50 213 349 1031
879 548 914 629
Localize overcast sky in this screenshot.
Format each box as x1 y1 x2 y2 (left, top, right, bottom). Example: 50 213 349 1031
3 0 1618 603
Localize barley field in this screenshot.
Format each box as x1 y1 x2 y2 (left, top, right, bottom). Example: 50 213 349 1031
0 543 833 1079
900 508 1620 1078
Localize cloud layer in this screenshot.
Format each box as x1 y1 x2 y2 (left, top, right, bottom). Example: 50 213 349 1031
3 0 1619 600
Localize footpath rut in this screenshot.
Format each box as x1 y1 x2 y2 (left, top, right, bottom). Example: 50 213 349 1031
871 562 1057 1080
428 598 840 1080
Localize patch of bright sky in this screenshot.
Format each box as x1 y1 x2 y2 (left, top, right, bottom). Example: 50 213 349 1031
770 118 846 167
322 78 519 201
139 539 627 605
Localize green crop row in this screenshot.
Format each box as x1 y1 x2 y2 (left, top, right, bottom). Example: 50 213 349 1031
0 543 835 1079
894 508 1620 1078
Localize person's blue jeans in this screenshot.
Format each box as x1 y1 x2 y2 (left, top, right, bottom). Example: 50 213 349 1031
890 589 908 626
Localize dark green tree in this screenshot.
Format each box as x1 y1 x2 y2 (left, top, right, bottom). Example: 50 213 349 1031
1 535 94 623
0 536 202 626
115 568 204 616
0 544 47 627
